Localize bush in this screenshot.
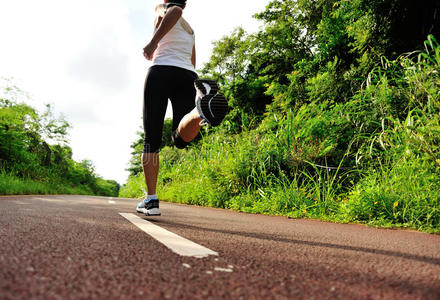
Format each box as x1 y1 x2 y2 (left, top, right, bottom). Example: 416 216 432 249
121 0 440 234
341 159 440 232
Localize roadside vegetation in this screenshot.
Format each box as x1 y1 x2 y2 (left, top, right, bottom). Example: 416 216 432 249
0 81 119 196
120 0 440 233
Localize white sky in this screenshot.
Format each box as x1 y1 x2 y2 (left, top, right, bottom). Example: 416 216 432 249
0 0 270 184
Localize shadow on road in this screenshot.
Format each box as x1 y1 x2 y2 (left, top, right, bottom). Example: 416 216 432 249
149 219 440 266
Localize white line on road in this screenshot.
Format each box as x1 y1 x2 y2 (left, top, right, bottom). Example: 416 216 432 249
215 267 233 273
13 201 30 205
33 197 63 203
108 200 116 204
119 213 218 258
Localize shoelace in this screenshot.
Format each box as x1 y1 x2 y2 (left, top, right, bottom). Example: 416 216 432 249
199 118 208 126
136 189 148 203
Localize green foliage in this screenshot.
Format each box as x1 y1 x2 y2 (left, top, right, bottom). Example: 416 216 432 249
123 1 440 233
126 119 174 177
0 83 119 196
341 159 440 232
0 171 93 195
126 129 144 177
119 172 145 198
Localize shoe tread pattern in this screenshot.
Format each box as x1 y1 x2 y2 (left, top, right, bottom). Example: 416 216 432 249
195 79 229 126
195 79 218 96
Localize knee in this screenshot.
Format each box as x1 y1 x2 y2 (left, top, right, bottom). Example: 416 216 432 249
143 141 160 154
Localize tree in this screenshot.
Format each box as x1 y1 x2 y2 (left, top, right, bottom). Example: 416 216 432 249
0 82 119 196
126 119 174 177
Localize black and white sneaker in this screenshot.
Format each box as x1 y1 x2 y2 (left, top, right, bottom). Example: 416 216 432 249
136 199 161 216
145 199 161 216
194 79 229 126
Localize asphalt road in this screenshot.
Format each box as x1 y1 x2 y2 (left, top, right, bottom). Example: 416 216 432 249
1 195 439 299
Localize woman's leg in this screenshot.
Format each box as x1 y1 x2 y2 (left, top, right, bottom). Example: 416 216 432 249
142 66 169 196
142 153 159 195
173 77 227 143
177 108 202 142
169 69 200 147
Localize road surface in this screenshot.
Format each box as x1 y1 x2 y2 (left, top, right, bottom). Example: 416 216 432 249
1 195 439 299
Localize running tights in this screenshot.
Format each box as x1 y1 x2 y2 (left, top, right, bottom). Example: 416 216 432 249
143 65 198 153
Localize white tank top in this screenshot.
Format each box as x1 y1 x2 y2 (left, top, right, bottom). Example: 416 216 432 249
153 18 195 73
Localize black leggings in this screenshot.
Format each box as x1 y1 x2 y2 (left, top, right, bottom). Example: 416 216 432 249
143 65 198 153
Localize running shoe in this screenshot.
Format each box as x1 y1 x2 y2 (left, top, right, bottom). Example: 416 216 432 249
194 79 229 126
136 200 146 214
136 199 161 216
145 199 161 216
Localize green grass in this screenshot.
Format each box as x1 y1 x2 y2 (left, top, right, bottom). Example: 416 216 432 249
120 38 440 234
340 159 440 233
0 172 93 195
120 124 439 234
120 102 440 234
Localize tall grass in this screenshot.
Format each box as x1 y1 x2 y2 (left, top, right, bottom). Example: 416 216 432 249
120 37 440 234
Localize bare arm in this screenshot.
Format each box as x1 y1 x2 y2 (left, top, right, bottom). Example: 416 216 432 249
143 6 183 60
191 45 196 68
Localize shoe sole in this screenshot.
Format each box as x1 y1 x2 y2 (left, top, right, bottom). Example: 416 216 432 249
136 208 146 214
194 79 229 126
194 79 218 96
145 208 161 216
200 94 229 126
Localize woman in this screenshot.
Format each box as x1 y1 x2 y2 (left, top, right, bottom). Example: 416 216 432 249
137 0 228 216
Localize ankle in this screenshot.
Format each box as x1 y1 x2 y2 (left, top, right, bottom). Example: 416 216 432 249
146 194 158 201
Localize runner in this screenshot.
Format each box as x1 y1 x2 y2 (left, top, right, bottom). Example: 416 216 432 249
137 0 228 216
